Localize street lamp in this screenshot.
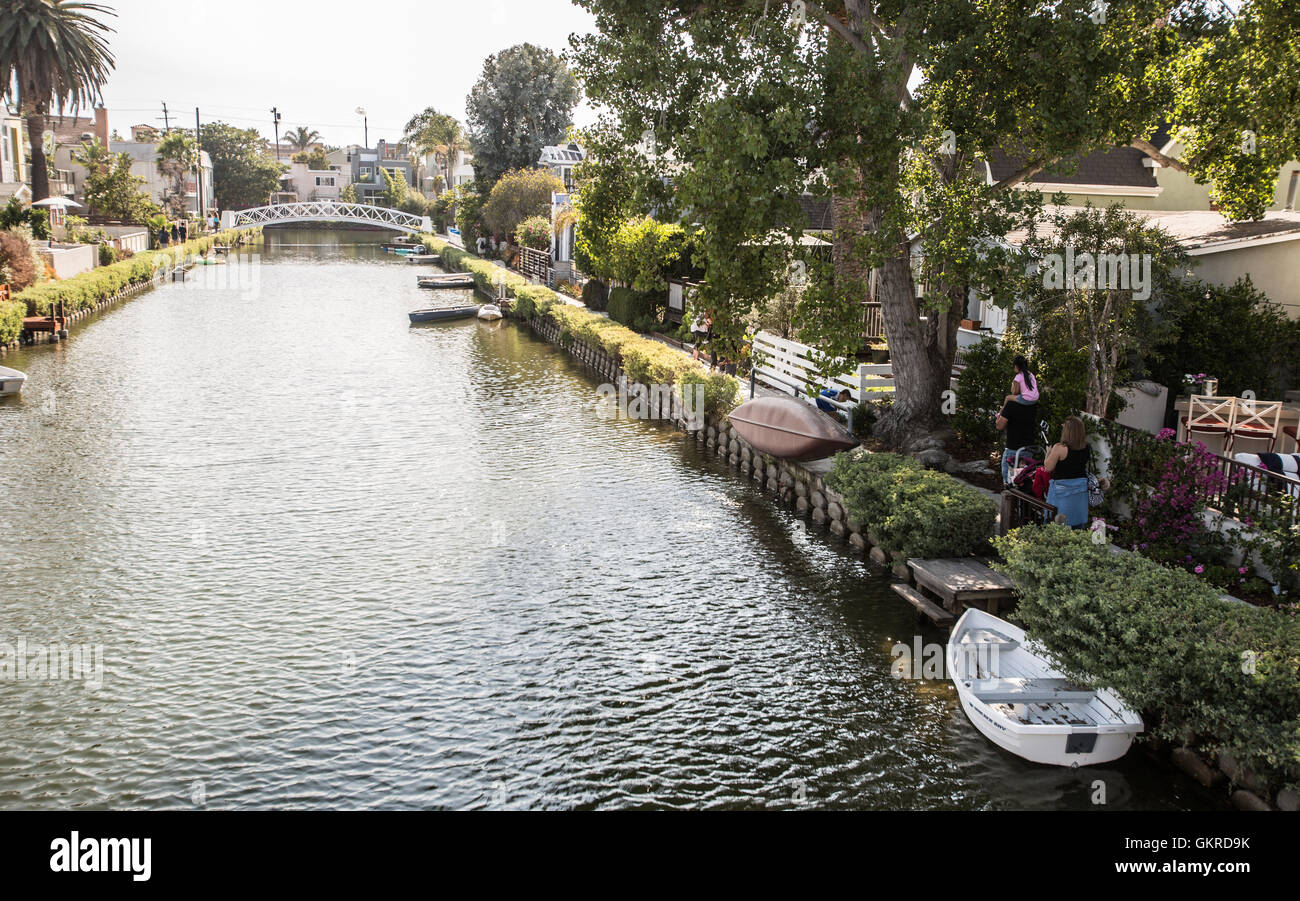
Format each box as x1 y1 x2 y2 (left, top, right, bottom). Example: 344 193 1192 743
355 106 368 148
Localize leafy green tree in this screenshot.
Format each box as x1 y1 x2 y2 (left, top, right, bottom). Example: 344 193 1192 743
0 0 115 202
73 138 159 222
604 216 686 292
341 183 358 203
202 122 285 209
380 166 410 209
1014 205 1187 417
466 44 580 187
156 131 197 217
292 147 330 170
572 1 1300 445
480 167 564 241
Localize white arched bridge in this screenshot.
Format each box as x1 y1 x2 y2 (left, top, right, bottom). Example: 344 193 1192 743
220 201 432 235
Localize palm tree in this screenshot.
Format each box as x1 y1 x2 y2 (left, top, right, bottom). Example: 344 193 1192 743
285 126 321 152
0 0 116 202
402 107 465 194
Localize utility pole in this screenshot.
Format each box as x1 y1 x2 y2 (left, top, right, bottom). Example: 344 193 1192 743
195 107 205 223
270 107 282 160
161 101 170 133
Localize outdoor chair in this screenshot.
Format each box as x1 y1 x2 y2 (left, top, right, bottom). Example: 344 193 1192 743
1229 398 1283 454
1181 395 1235 454
1282 424 1298 454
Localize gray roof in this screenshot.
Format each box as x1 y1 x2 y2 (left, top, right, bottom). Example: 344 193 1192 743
988 145 1159 189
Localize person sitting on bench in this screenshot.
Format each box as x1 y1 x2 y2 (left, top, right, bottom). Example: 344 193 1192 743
817 388 851 419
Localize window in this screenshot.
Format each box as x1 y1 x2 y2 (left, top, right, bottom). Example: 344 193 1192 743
315 176 335 187
360 166 371 179
1287 170 1299 211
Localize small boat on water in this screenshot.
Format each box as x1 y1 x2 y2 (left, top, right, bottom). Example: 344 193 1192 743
0 365 27 396
417 273 476 289
409 305 480 324
405 254 439 263
477 304 503 321
947 608 1143 767
728 394 859 461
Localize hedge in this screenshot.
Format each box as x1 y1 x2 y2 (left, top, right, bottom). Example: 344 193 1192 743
994 525 1300 794
0 300 23 345
607 285 658 329
13 228 254 316
419 234 740 417
826 450 998 558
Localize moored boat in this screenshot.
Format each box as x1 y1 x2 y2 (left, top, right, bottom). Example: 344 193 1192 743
0 365 27 396
408 305 480 324
727 394 859 461
405 254 439 263
946 608 1143 767
417 274 476 289
477 304 503 321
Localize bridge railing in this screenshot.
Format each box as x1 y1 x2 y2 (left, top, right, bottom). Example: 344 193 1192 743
222 202 432 234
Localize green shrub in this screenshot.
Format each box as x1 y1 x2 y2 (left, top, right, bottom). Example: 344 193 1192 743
826 450 996 557
994 525 1300 793
14 228 252 314
515 215 551 251
0 299 24 344
954 337 1017 443
581 278 609 312
98 243 118 267
607 285 659 329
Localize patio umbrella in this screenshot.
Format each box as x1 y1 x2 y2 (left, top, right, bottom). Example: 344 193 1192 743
30 196 83 209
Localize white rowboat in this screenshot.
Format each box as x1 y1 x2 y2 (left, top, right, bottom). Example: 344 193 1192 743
0 365 27 396
947 608 1142 766
477 304 503 321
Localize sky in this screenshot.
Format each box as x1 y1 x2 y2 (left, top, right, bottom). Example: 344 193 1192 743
94 0 598 147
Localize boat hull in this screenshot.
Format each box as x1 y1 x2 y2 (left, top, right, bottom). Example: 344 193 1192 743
408 305 479 324
477 304 503 321
417 274 476 289
0 366 26 396
727 395 859 461
947 608 1142 767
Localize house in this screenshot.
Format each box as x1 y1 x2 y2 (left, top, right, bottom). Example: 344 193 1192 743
417 148 474 194
280 159 350 202
538 142 585 192
338 140 414 205
1 105 29 204
49 107 110 203
107 139 215 217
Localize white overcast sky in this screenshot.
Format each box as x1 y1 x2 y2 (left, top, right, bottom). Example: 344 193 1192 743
95 0 598 145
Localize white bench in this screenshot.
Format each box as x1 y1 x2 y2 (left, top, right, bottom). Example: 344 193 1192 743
749 331 895 431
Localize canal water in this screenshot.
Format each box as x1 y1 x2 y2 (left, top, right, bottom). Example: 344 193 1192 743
0 228 1216 810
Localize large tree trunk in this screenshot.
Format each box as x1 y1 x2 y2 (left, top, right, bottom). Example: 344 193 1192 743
835 190 962 447
26 110 50 202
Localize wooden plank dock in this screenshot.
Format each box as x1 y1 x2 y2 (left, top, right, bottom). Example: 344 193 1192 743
906 557 1018 618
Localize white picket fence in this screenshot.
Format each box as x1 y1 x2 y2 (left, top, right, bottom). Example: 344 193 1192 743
750 331 895 413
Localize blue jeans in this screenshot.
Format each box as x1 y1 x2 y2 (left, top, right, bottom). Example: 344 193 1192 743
1013 395 1037 404
1001 448 1028 485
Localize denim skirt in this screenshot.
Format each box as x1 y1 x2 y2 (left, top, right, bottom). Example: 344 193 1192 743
1046 477 1089 528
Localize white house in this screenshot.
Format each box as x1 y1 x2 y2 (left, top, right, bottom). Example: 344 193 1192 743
281 159 350 201
108 140 215 217
538 142 585 192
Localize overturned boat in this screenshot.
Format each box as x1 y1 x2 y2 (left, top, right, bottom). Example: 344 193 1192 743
477 304 503 321
417 273 476 290
727 394 859 461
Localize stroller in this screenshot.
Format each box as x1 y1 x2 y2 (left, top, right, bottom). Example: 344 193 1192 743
1005 419 1051 496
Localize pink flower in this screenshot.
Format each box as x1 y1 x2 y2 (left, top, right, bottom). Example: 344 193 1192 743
1239 567 1249 575
1194 565 1204 574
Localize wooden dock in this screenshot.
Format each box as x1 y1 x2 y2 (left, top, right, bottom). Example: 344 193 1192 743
896 557 1018 627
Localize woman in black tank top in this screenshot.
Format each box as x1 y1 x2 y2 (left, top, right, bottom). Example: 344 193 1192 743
1045 416 1092 527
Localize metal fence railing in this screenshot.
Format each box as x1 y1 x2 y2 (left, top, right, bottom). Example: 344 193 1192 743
1102 419 1299 528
